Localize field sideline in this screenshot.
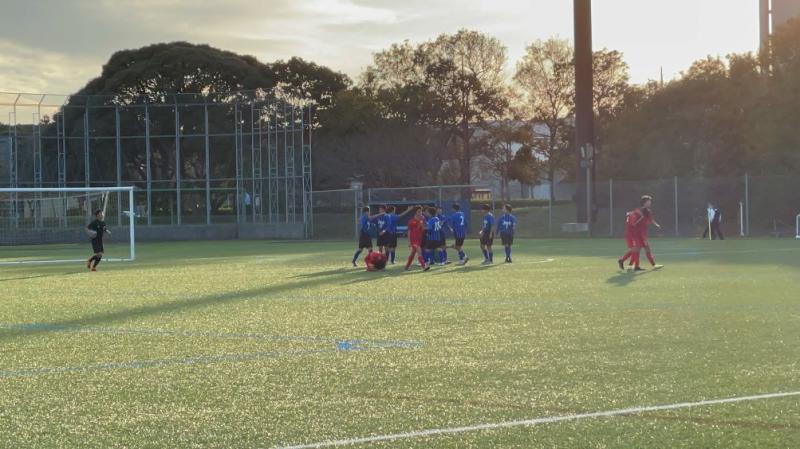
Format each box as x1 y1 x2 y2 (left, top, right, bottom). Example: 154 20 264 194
1 238 799 448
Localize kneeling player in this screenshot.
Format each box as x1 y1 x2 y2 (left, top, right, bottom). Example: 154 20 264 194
365 251 388 272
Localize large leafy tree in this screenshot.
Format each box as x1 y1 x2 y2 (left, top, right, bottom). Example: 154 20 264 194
363 30 508 184
50 42 349 212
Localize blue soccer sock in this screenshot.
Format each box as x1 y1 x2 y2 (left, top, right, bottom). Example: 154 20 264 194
424 250 433 264
352 249 362 265
505 246 511 259
389 250 395 263
458 250 466 261
489 251 494 262
438 250 446 263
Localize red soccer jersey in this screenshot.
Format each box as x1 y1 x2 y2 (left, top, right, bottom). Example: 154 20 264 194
624 208 642 238
407 217 424 245
637 208 654 237
365 251 387 267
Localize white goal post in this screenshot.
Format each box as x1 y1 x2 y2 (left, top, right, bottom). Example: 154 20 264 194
0 186 136 265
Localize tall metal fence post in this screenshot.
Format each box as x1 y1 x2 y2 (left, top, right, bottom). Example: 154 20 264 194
744 173 750 237
609 178 613 237
674 176 679 236
354 188 360 241
548 188 553 236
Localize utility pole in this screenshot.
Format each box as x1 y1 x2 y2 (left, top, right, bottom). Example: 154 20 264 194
574 0 595 225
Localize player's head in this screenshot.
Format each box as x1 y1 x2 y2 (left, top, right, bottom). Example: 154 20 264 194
436 206 443 214
94 209 104 220
482 204 491 212
451 203 460 211
387 205 396 213
414 206 423 218
361 206 370 215
640 195 652 208
427 207 437 217
373 254 387 270
504 204 513 213
379 205 387 213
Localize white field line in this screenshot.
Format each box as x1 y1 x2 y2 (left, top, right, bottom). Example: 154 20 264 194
275 391 800 449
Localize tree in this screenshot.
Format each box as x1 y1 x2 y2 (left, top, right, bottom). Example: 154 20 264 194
508 144 541 197
514 38 574 203
364 30 508 184
475 120 533 200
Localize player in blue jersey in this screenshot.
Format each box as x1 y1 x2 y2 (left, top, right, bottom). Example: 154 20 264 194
450 203 469 265
479 204 495 265
435 206 451 265
375 205 391 255
424 207 444 266
497 204 517 263
383 205 415 265
352 206 384 267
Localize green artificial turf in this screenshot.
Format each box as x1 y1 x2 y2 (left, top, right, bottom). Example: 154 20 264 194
1 238 798 448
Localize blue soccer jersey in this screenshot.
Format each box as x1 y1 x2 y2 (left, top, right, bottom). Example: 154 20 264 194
375 214 389 234
360 215 373 235
426 216 442 241
450 211 467 239
482 213 494 233
386 213 398 234
437 213 448 237
498 213 517 235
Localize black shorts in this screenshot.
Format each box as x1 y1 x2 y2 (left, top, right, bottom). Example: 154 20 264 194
387 234 398 248
376 232 391 247
439 237 447 248
91 239 104 254
501 234 514 246
358 233 373 249
480 233 494 246
454 237 465 247
425 239 440 251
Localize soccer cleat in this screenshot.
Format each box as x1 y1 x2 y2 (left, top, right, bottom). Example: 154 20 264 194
481 260 491 265
463 257 469 265
90 267 97 272
352 262 357 267
618 259 625 271
444 261 452 265
87 258 92 269
634 266 646 272
423 265 431 272
652 264 664 270
507 258 513 263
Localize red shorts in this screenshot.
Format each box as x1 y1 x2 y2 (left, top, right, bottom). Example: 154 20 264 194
625 236 640 248
409 239 422 248
638 234 649 247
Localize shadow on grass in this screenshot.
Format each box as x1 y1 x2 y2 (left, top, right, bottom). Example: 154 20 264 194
0 270 366 343
606 270 652 287
0 272 84 283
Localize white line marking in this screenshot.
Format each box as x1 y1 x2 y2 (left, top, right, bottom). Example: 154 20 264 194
275 391 800 449
517 258 556 265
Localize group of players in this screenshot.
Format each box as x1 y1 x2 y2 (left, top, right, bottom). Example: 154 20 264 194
353 203 517 272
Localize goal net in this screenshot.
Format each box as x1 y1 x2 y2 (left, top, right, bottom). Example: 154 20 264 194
0 187 136 264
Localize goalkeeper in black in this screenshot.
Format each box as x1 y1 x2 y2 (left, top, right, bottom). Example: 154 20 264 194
86 209 110 271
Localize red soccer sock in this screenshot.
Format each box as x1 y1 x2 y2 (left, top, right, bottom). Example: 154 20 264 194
632 250 641 268
646 249 656 266
417 254 426 267
620 250 632 262
405 248 416 269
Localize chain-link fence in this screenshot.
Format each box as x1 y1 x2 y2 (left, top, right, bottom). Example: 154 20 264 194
315 175 800 241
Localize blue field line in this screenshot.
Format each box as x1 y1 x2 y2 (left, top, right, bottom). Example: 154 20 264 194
0 323 423 350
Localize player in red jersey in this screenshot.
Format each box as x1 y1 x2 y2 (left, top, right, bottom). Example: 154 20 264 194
404 206 430 272
618 206 644 271
637 195 663 270
364 251 388 271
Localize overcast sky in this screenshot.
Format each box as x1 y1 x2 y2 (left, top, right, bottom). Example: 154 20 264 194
0 0 759 94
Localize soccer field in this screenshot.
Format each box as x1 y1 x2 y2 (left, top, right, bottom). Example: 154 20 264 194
1 238 799 448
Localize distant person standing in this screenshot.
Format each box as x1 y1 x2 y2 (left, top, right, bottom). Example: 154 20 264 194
702 203 724 240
